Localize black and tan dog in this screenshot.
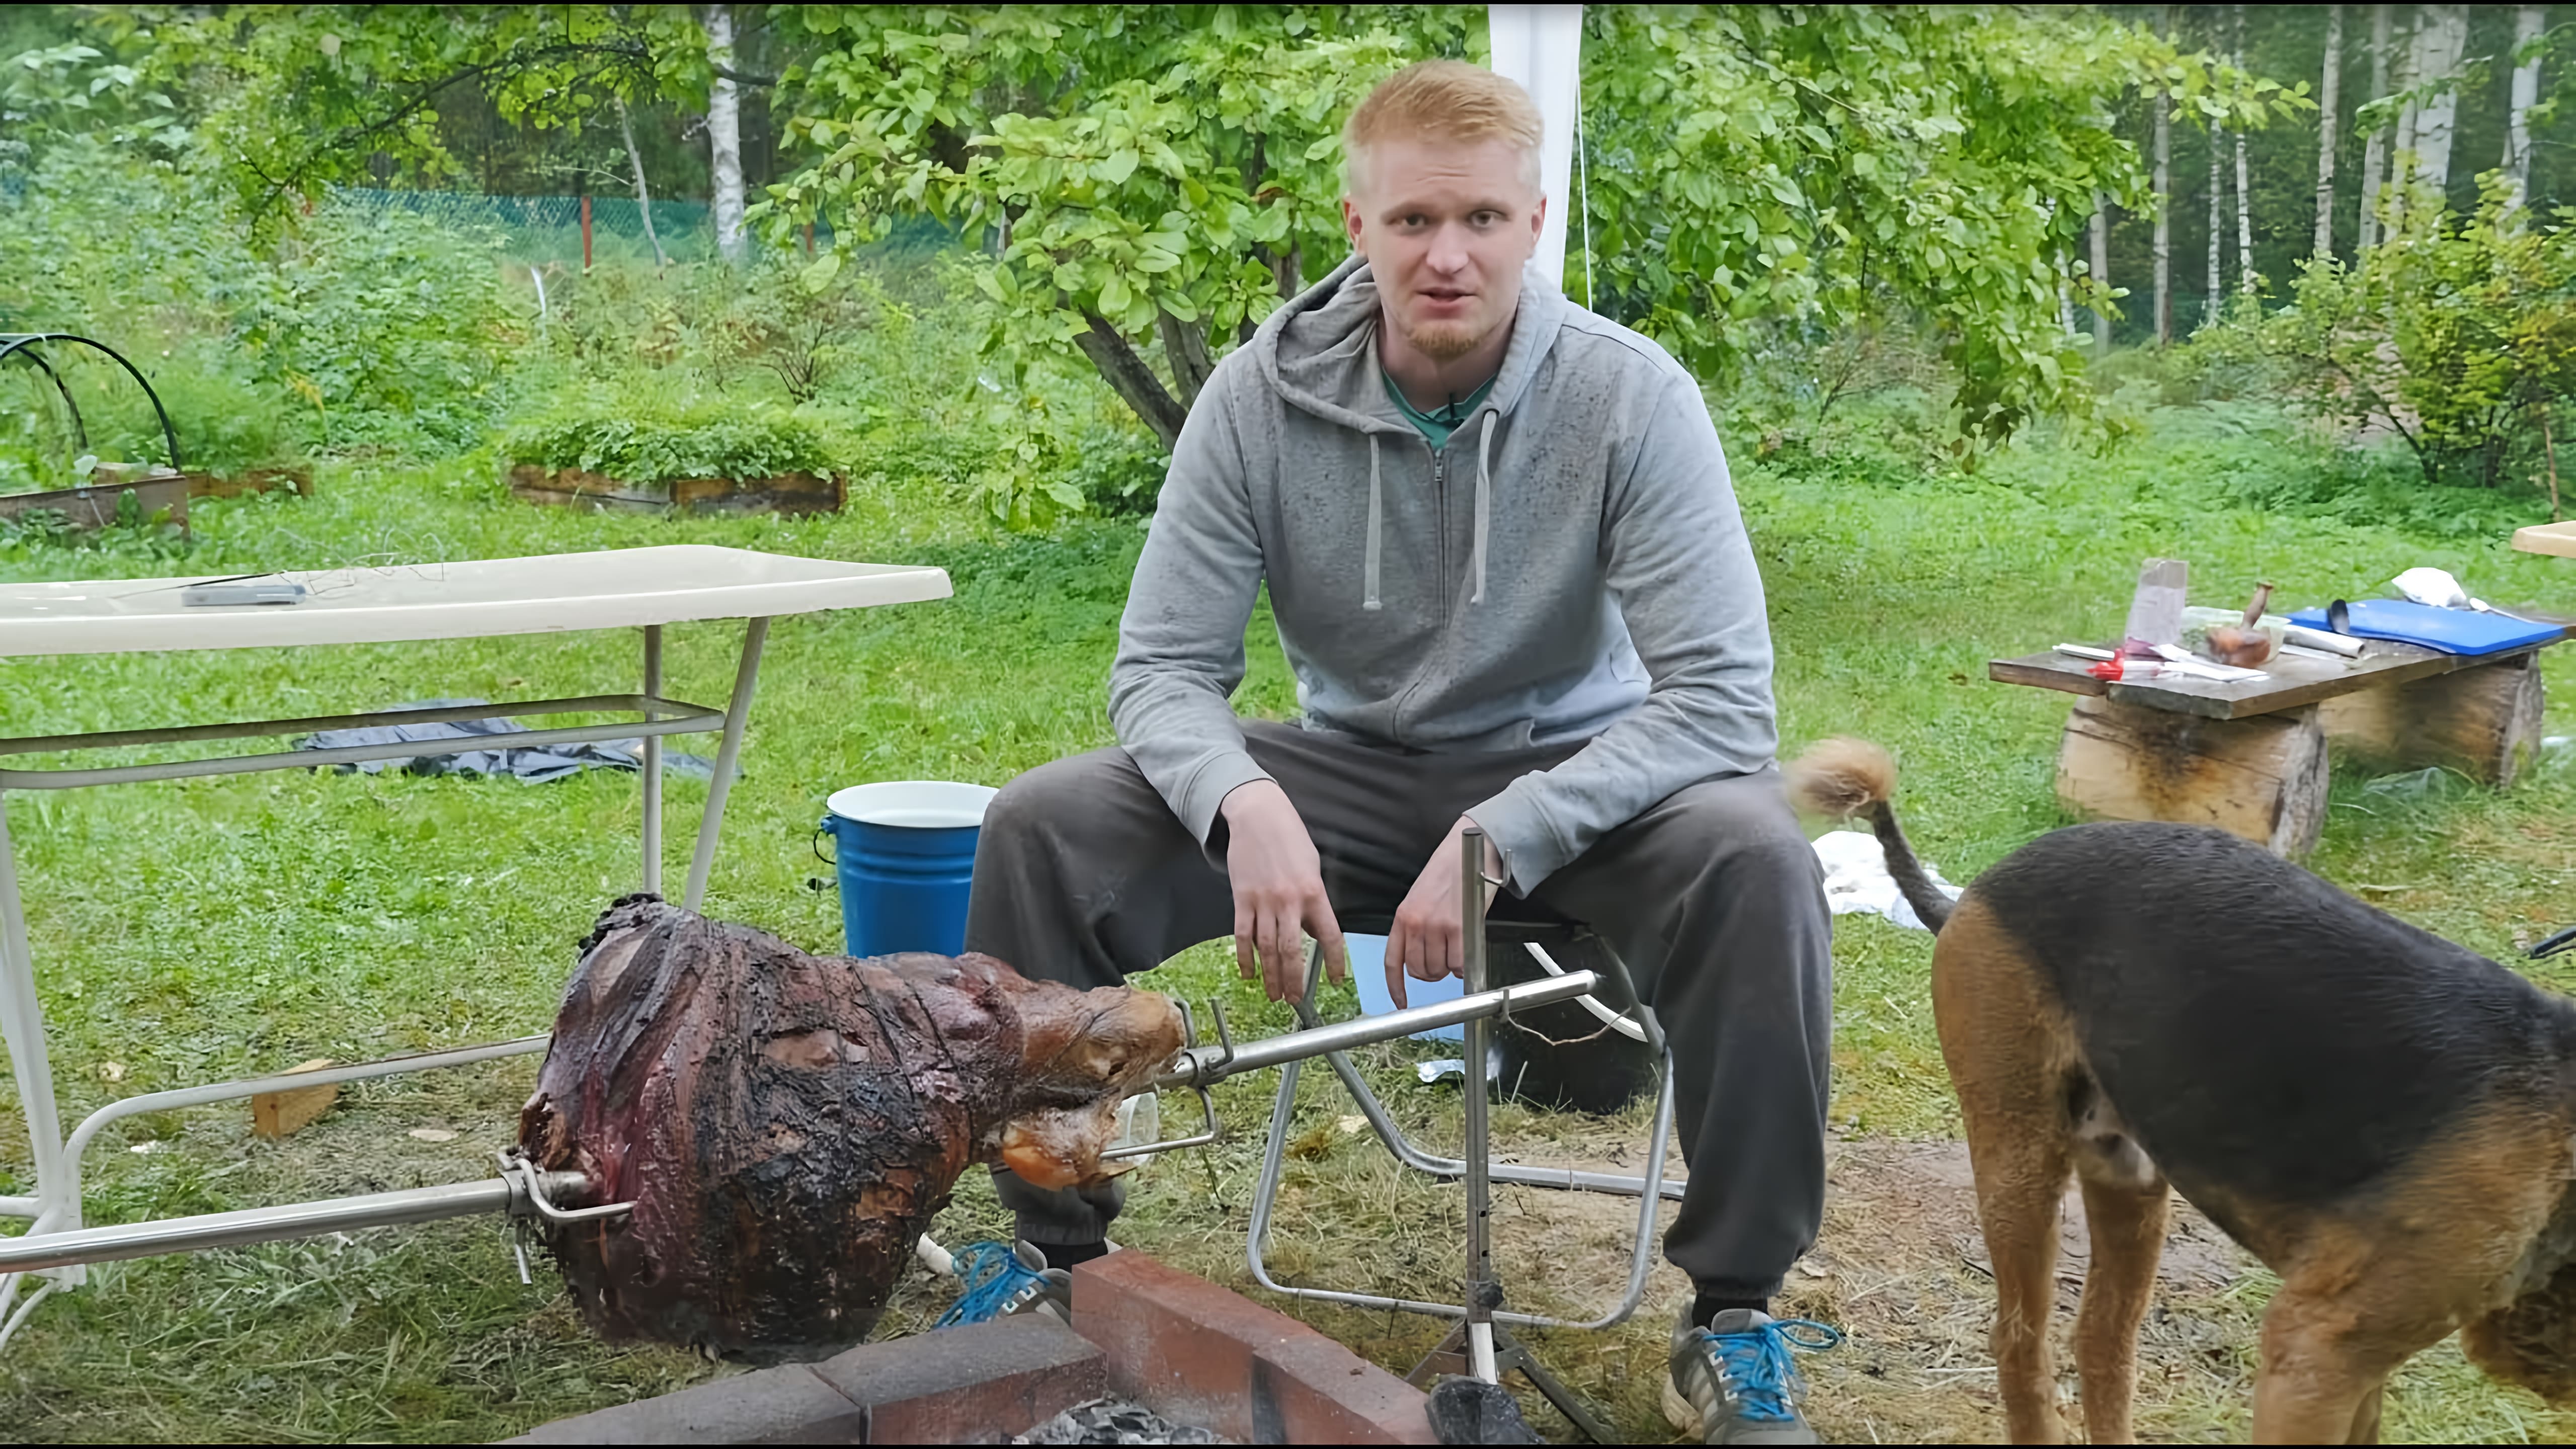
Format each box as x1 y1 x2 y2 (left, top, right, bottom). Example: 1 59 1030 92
1792 739 2576 1444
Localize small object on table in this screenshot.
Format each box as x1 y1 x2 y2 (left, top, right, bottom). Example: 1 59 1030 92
180 579 309 607
2200 581 2278 667
2120 557 2190 658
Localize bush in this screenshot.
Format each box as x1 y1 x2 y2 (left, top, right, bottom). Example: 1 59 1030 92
500 400 840 484
2214 179 2576 497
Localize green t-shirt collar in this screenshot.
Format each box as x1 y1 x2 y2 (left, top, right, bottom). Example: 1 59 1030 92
1382 365 1497 451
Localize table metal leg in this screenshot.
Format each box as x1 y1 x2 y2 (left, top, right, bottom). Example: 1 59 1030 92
0 790 79 1311
641 625 663 896
682 617 770 912
0 795 67 1222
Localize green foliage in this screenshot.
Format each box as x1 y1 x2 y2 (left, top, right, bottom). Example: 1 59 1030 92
0 142 522 465
760 4 2300 451
2216 178 2576 493
761 5 1468 448
1580 7 2301 447
500 399 838 484
104 5 720 215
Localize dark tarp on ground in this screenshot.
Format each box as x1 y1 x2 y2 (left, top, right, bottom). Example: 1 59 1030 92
294 698 723 783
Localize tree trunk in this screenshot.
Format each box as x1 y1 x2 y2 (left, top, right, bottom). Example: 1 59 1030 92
2314 4 2344 259
2154 61 2172 344
2358 3 2392 249
616 96 668 269
2389 8 2423 234
2090 193 2113 355
1155 309 1216 410
2233 5 2255 296
1074 310 1190 450
2505 4 2545 215
706 6 747 265
2412 5 2466 204
2205 115 2224 329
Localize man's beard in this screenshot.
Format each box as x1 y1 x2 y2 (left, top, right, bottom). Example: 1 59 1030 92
1403 315 1486 362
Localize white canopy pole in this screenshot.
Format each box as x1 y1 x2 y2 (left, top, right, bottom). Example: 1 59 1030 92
1485 4 1584 292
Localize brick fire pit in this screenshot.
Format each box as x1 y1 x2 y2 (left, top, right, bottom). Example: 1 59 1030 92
505 1252 1439 1445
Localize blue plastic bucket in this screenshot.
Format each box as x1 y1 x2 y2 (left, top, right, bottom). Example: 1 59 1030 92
820 781 999 958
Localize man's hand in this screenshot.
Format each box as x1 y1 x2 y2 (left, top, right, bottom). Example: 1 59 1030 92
1384 817 1503 1009
1219 779 1347 1003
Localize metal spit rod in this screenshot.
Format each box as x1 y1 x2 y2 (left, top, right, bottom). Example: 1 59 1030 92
0 1169 593 1276
1145 969 1601 1095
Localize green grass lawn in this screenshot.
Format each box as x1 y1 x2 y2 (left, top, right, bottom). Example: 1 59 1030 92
1 410 2572 1442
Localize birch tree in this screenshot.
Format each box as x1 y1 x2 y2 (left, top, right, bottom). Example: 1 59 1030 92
705 5 746 264
2090 192 2113 354
2359 3 2392 249
2314 3 2343 258
2155 12 2174 344
2233 3 2255 295
2411 5 2466 200
2504 4 2546 216
2207 110 2225 327
614 94 667 269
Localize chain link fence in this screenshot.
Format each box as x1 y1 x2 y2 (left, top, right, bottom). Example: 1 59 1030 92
332 187 833 267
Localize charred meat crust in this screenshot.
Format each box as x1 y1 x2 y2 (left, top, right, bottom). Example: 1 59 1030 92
521 897 1182 1362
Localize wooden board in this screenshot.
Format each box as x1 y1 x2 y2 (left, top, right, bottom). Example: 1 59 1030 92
0 476 191 534
251 1058 339 1138
508 465 844 516
2317 650 2548 784
1990 633 2561 720
2514 519 2576 557
2056 696 2329 856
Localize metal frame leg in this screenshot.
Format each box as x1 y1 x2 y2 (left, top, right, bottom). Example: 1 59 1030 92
0 790 81 1335
1242 839 1667 1442
641 625 663 896
682 616 769 912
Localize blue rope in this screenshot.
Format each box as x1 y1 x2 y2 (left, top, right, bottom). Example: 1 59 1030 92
933 1240 1045 1329
1698 1317 1843 1423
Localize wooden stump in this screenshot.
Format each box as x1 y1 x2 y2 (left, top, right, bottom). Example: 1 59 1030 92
2056 696 2329 856
2317 653 2547 785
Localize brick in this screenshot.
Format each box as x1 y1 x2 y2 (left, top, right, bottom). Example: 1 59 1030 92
501 1362 867 1444
1072 1251 1434 1445
811 1314 1106 1443
503 1317 1103 1445
1254 1332 1439 1445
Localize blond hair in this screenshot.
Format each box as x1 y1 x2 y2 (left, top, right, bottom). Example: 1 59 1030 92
1343 60 1544 198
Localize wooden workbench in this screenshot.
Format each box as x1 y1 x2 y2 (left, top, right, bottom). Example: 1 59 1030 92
1991 626 2565 856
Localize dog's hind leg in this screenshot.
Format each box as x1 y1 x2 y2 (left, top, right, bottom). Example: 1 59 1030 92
2071 1164 2169 1445
1935 899 2076 1443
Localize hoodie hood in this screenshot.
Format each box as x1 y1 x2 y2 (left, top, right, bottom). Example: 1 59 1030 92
1253 254 1569 607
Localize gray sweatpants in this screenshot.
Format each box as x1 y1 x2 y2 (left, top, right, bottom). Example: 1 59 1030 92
961 718 1833 1300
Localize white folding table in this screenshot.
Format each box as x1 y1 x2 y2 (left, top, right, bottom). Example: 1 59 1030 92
0 544 951 1342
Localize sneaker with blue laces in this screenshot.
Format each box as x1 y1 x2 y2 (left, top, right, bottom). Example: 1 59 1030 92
1663 1305 1843 1444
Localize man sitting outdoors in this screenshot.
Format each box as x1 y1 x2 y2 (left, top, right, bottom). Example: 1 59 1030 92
965 59 1840 1444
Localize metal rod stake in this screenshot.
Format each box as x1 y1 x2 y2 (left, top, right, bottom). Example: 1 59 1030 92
642 625 663 895
1460 826 1497 1381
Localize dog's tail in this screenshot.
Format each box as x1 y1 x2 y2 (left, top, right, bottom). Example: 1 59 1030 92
1787 739 1955 934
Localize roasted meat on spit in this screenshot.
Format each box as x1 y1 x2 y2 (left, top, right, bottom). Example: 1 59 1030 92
518 895 1183 1360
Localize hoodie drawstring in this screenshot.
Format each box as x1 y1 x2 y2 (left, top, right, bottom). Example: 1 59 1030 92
1471 413 1494 606
1363 435 1384 612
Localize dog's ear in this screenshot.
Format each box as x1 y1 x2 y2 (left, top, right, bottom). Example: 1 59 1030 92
2465 1262 2576 1402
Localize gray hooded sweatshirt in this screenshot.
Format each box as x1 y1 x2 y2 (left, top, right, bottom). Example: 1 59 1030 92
1109 254 1778 892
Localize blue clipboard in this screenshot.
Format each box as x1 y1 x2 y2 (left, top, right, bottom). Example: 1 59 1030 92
2287 599 2565 657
